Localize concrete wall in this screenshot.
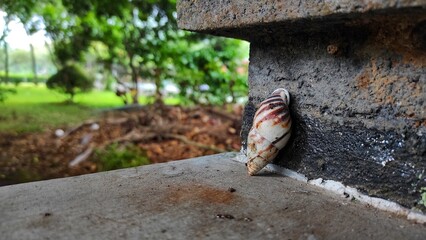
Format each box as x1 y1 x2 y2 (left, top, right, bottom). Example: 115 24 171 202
177 1 426 209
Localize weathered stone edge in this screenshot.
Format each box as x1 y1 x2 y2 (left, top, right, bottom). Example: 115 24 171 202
177 0 426 34
232 152 426 224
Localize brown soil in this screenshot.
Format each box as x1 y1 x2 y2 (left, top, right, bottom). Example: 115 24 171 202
0 105 243 186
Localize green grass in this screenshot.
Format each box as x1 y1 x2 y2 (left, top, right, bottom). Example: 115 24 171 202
0 83 180 133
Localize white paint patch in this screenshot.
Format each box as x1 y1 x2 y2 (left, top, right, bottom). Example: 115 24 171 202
233 150 247 164
407 211 426 223
264 163 308 183
234 150 308 181
232 152 426 224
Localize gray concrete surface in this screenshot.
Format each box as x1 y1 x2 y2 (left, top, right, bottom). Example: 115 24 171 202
1 153 425 239
241 15 426 208
177 0 426 39
177 0 426 209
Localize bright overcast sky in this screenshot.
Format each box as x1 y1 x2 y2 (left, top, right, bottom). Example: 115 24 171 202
0 11 50 50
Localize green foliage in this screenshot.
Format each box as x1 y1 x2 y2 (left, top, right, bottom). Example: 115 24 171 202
95 143 150 171
3 168 42 184
2 0 249 106
0 0 39 23
0 103 92 133
0 84 180 133
174 37 249 105
46 64 94 101
0 87 15 102
0 48 57 76
0 72 48 85
419 187 426 208
0 84 94 133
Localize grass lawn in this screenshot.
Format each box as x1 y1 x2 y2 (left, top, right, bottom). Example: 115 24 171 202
0 83 180 133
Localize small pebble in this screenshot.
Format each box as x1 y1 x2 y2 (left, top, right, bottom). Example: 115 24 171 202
54 129 65 138
90 123 100 131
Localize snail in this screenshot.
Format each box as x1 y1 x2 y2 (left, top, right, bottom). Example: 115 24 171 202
246 88 292 175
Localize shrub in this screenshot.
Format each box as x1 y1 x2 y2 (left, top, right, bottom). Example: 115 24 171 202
0 72 48 85
419 187 426 208
46 64 93 102
0 87 16 102
95 143 150 171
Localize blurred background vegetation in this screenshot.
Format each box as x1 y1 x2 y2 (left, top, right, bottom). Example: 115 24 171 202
0 0 249 180
0 0 249 131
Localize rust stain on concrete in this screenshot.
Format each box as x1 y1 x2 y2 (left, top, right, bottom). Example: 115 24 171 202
352 15 426 67
374 19 426 67
356 69 370 90
355 57 423 112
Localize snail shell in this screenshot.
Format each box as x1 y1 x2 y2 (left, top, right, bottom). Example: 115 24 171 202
246 88 292 175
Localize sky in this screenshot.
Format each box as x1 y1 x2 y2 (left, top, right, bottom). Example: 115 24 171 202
0 11 50 50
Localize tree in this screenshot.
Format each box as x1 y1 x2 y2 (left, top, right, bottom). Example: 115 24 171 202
173 36 249 105
0 14 12 84
0 14 12 102
92 0 177 104
46 64 93 102
52 0 180 104
0 0 43 83
41 0 92 66
2 0 249 105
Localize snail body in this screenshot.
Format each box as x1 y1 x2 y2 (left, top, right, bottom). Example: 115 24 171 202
246 88 292 175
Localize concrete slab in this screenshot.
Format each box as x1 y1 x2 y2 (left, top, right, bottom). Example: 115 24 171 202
1 153 425 239
177 0 426 39
177 0 426 209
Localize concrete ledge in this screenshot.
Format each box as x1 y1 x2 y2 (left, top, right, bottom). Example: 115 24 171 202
177 0 426 209
1 153 425 239
177 0 426 39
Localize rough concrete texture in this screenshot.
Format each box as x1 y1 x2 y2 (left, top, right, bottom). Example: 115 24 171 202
177 0 426 38
1 153 426 239
241 14 426 210
177 0 426 209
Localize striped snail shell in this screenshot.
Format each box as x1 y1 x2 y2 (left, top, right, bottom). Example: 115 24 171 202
246 88 292 176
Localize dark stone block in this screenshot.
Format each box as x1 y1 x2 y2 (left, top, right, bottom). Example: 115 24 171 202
241 16 425 209
178 0 426 209
282 109 424 208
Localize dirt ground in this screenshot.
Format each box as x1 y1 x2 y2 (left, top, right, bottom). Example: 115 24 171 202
0 105 243 186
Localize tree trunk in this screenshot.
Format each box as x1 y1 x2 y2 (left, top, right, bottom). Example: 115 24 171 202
69 92 75 103
129 64 139 104
1 17 11 84
229 79 236 104
4 42 9 83
29 43 38 84
45 41 59 69
154 68 163 105
22 25 38 85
